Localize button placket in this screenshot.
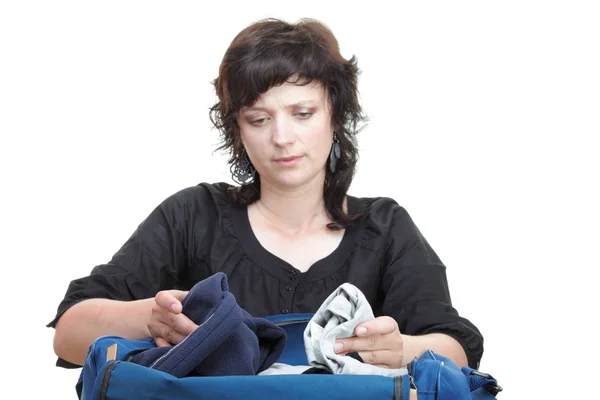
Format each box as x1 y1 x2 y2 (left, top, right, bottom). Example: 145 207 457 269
281 271 299 314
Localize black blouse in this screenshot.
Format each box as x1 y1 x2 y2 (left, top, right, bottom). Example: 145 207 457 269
48 182 484 369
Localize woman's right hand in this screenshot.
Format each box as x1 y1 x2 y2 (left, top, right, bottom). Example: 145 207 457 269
148 290 198 347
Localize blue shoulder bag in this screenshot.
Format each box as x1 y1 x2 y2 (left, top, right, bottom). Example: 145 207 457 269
76 313 501 400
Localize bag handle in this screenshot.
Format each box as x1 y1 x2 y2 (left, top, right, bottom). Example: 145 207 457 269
461 366 503 398
264 313 314 325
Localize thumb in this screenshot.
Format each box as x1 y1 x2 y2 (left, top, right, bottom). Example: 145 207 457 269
170 289 189 303
169 290 189 313
155 290 188 314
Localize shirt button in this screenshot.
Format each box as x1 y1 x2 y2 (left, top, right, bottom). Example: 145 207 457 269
290 276 296 281
282 308 289 314
285 286 292 291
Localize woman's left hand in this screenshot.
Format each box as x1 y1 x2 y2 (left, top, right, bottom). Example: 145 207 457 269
333 316 404 369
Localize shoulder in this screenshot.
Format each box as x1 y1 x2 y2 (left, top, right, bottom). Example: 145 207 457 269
152 182 237 221
350 194 423 251
352 195 439 264
161 182 235 207
352 195 411 229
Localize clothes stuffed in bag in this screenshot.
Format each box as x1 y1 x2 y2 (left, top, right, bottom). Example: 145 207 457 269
130 272 286 377
259 282 407 376
304 282 408 377
259 352 364 375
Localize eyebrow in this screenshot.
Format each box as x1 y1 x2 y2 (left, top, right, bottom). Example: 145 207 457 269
241 100 318 113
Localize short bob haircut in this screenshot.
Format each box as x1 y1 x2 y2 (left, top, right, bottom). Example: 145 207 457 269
210 18 367 230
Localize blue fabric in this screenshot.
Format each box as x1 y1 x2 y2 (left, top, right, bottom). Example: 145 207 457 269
264 313 313 365
410 350 501 400
461 365 502 399
130 272 286 377
76 336 155 400
102 361 404 400
76 314 501 400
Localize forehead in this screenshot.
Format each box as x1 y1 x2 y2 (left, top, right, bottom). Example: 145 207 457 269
247 80 327 108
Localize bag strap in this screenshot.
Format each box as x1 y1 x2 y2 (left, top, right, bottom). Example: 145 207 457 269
264 313 314 325
461 366 503 399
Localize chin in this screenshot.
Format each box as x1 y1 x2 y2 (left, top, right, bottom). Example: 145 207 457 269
267 171 321 189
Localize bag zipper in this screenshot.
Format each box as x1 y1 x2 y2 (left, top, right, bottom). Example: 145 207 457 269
406 358 418 390
97 360 120 400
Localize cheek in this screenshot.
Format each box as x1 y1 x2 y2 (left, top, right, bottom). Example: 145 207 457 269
321 135 333 160
241 138 271 170
243 141 263 163
303 117 333 156
239 129 258 153
310 128 333 160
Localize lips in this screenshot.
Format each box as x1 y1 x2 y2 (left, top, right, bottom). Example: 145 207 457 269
273 155 303 166
274 156 301 162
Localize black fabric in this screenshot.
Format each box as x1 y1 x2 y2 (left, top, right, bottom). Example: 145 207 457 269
301 351 363 374
302 367 332 375
347 351 364 363
48 182 484 369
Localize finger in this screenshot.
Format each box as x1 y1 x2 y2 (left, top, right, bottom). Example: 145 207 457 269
168 312 198 336
161 325 189 345
335 334 383 354
358 350 401 368
155 290 184 313
169 290 189 303
154 337 172 347
355 316 398 337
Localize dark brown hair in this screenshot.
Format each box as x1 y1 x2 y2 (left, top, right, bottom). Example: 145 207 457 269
210 18 367 230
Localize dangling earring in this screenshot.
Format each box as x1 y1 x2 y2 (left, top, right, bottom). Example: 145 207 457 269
230 150 256 185
329 133 341 173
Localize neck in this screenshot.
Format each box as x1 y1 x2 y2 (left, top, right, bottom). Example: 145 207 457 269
255 177 328 234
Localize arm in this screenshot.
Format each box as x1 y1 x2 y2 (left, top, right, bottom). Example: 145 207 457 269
48 187 207 366
381 205 483 367
335 316 469 369
401 333 468 368
53 288 196 366
53 298 154 366
380 202 483 368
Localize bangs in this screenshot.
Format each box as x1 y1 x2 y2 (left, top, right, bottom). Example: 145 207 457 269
237 51 325 107
223 26 335 114
210 18 366 229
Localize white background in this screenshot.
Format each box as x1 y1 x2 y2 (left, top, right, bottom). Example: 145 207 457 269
1 1 598 398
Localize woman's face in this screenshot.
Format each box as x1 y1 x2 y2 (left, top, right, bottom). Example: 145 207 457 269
237 80 333 190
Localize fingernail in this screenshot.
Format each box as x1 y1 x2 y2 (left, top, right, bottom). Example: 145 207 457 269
334 342 344 352
356 327 367 336
170 304 179 312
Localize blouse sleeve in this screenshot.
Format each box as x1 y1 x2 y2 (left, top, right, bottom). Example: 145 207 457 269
46 187 200 331
379 202 484 369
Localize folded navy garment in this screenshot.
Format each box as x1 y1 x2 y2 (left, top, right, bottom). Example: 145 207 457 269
131 272 286 378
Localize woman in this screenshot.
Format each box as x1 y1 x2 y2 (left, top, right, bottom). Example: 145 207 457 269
49 18 483 371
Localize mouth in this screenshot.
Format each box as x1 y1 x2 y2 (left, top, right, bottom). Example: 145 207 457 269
274 156 302 162
273 155 303 166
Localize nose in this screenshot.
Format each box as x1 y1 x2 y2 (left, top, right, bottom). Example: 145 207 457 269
271 115 295 147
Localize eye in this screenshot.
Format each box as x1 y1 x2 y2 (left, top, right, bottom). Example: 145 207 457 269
296 112 313 119
250 118 267 126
